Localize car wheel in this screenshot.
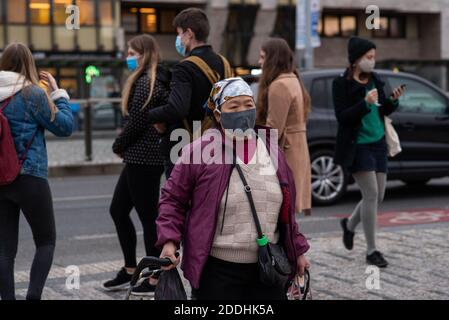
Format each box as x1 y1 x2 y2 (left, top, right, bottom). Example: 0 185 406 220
402 179 430 186
311 150 348 206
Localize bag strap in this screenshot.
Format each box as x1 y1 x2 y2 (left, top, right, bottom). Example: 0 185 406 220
234 163 265 242
0 97 12 113
19 129 38 165
0 97 36 164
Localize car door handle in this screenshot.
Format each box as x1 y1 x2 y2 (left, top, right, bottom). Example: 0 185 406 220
435 115 449 121
402 122 415 130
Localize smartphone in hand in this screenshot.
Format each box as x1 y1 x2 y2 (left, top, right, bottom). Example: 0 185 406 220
390 84 406 98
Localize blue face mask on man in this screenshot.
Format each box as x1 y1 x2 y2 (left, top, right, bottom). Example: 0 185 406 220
175 35 187 57
126 56 139 71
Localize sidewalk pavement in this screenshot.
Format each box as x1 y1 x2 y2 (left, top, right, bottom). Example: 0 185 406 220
47 137 123 177
13 224 449 300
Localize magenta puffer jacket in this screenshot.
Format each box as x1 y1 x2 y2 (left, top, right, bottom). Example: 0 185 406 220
156 127 310 289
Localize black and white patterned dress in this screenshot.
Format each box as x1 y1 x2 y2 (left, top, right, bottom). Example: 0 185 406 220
112 67 170 166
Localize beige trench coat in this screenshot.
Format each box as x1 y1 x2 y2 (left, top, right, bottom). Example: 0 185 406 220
266 73 312 214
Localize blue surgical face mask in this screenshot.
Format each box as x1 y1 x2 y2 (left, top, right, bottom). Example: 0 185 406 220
219 108 256 137
176 35 186 57
126 56 139 71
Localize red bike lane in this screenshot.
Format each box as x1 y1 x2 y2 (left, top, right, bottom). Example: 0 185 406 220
336 208 449 227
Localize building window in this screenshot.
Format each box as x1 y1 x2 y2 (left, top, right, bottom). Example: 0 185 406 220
122 7 180 34
8 0 27 23
0 1 4 24
320 13 357 37
229 0 259 4
373 16 406 38
140 8 157 33
224 5 258 66
99 0 113 26
77 0 95 26
30 0 51 25
159 9 177 33
341 16 357 37
277 0 296 4
54 0 73 25
273 3 296 49
323 15 339 37
122 8 138 33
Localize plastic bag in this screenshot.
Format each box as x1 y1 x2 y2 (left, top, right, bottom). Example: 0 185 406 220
154 269 187 300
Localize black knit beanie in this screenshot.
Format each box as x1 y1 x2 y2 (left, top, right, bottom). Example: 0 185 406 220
347 36 376 65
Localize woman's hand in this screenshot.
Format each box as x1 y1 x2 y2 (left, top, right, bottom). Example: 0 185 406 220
391 85 405 101
39 71 59 92
365 88 378 105
160 241 180 271
296 254 310 277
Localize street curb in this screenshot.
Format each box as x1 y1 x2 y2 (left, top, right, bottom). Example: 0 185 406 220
46 131 117 141
49 163 124 178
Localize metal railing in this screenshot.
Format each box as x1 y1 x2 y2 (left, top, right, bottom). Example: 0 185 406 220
70 98 122 161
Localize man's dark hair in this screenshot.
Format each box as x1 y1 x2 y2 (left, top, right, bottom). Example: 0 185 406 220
173 8 210 42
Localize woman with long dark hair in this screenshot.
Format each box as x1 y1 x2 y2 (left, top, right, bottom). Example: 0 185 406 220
257 38 312 216
102 35 170 296
333 37 404 267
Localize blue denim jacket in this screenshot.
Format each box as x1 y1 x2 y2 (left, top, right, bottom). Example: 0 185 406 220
2 85 73 179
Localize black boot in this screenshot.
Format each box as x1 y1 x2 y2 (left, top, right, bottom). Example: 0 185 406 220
366 251 389 268
340 218 355 250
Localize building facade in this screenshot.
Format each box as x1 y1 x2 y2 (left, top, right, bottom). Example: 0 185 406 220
121 0 449 89
0 0 122 98
1 0 448 96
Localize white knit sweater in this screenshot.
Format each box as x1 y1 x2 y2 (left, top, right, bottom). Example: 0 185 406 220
210 138 282 263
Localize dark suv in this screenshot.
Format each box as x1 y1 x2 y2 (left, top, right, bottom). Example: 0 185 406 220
246 69 449 205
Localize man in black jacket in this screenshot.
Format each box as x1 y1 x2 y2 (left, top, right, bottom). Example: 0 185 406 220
147 8 230 178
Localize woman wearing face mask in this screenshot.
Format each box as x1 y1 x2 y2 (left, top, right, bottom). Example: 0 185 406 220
333 37 404 267
155 78 310 300
102 35 170 296
257 38 312 216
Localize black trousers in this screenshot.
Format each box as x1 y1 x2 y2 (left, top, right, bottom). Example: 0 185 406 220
109 164 164 268
0 175 56 300
194 256 287 300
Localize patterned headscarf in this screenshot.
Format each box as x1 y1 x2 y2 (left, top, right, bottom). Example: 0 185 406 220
206 77 254 114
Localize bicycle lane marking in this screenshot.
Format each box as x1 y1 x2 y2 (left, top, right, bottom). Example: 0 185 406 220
336 208 449 227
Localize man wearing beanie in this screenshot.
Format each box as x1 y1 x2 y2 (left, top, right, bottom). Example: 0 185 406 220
331 36 405 268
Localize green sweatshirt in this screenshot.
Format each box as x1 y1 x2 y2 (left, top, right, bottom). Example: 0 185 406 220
357 82 385 144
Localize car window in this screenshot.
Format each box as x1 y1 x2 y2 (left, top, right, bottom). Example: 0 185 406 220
327 77 336 109
310 78 328 109
250 83 259 101
388 77 447 115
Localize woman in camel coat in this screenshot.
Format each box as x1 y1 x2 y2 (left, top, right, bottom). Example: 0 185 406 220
257 38 312 215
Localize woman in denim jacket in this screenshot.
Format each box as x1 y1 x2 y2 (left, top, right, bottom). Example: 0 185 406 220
0 43 73 300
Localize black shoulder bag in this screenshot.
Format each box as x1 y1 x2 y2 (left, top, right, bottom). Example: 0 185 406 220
234 163 292 288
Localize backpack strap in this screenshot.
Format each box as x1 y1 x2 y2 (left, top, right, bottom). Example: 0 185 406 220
19 129 38 165
218 54 233 79
182 56 221 85
181 55 233 137
0 97 37 165
0 98 12 113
